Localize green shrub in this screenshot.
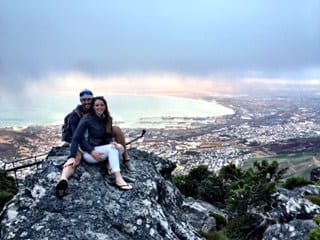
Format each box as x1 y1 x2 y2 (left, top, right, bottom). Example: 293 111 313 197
174 160 284 215
283 176 312 190
313 215 320 225
209 212 227 230
219 164 243 182
224 214 250 240
173 160 287 240
198 230 229 240
224 214 263 240
199 176 226 205
173 165 214 199
188 165 212 182
172 175 187 193
172 175 199 198
226 161 282 214
306 195 320 206
309 227 320 240
0 171 18 211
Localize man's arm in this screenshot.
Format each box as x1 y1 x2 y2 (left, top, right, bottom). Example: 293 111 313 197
69 112 81 137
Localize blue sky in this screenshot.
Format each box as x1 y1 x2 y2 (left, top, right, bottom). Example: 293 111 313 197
1 0 319 97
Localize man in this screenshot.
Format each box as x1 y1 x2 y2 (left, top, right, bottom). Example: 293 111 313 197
56 89 134 197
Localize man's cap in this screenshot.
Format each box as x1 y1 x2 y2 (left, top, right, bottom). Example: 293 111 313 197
79 89 94 99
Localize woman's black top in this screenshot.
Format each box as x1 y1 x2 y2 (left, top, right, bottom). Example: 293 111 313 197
69 113 113 158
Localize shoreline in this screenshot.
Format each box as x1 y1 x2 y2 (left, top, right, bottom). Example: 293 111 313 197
0 94 235 129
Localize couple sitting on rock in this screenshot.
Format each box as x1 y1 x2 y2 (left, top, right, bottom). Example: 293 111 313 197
56 89 134 197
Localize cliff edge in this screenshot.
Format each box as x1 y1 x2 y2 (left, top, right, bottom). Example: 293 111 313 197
0 146 202 240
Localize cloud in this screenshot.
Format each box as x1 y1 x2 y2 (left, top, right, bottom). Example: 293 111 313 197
1 1 319 90
20 71 320 99
21 72 234 98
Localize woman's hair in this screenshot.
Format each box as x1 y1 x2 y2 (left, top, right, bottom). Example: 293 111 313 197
91 96 113 133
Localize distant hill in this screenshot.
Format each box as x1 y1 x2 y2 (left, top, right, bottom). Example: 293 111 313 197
243 136 320 179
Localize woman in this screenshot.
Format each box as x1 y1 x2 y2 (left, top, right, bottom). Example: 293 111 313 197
56 96 133 196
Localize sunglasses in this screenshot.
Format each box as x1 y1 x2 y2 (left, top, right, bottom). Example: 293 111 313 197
81 98 92 102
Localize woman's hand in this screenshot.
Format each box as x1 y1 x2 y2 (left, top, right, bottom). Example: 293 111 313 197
91 150 104 162
64 157 77 168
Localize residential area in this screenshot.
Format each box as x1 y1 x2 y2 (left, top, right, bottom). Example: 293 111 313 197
1 95 320 177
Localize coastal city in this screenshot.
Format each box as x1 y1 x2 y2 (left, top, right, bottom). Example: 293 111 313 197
1 94 320 178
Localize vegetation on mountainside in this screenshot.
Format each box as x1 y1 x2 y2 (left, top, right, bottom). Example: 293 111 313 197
309 227 320 240
282 176 312 190
209 212 227 230
174 161 320 240
309 216 320 240
305 195 320 206
0 171 18 212
198 230 230 240
313 215 320 224
173 160 286 240
174 160 285 211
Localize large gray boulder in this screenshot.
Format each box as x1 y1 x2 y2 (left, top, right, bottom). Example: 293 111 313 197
262 220 317 240
262 185 320 240
0 146 202 240
310 167 320 181
182 197 228 232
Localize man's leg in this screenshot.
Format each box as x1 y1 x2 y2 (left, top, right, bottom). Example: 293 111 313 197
112 126 129 161
112 125 135 172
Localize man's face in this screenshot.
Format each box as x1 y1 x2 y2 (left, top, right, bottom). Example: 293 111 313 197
81 98 93 110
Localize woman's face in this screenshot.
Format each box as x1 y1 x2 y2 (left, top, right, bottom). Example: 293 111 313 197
93 99 106 116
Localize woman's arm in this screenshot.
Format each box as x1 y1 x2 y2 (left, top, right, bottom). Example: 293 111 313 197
69 118 92 158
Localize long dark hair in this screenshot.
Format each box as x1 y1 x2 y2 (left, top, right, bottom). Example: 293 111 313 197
91 96 113 133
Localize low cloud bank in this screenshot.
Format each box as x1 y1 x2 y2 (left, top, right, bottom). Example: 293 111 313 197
1 71 320 105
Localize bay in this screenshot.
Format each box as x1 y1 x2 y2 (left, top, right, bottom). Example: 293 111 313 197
0 95 234 129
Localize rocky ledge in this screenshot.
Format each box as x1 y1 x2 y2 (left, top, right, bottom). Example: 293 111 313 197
2 146 320 240
0 146 203 240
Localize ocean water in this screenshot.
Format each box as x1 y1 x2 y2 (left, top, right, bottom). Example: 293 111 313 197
0 95 234 129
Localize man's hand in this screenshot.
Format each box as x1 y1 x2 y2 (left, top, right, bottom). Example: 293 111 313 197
91 150 104 162
112 142 124 154
74 157 81 166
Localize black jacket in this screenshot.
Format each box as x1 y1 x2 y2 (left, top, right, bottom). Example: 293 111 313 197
69 113 113 158
69 105 88 138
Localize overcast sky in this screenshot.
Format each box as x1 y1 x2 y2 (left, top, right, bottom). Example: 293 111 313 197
1 0 319 97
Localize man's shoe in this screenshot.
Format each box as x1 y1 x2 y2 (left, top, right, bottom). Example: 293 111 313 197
124 161 136 172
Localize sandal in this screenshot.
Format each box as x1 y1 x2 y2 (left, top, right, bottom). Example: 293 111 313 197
115 183 133 191
56 179 68 198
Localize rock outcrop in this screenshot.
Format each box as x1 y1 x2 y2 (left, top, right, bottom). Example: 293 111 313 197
2 145 320 240
310 167 320 181
0 146 202 240
262 185 320 240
